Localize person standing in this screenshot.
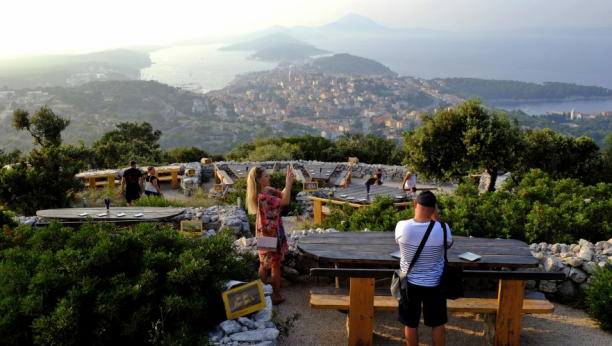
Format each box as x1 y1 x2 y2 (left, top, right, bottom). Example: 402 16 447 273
374 168 384 185
246 166 294 305
395 191 453 346
121 160 143 206
402 171 417 191
144 166 163 197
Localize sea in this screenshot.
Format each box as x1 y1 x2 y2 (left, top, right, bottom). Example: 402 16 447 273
142 33 612 114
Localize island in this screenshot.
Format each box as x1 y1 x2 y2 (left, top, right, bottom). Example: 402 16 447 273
313 53 398 76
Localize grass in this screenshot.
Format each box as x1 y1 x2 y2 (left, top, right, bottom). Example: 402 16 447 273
74 185 220 209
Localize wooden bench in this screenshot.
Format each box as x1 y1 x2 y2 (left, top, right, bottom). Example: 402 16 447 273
310 268 565 346
84 179 120 188
334 167 352 188
214 167 235 186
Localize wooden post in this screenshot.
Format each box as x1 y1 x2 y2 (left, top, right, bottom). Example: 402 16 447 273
107 176 115 189
88 177 96 190
171 171 179 189
495 280 525 346
313 199 323 223
484 313 496 346
348 277 375 346
335 263 341 288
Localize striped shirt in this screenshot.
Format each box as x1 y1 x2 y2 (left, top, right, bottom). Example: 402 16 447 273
395 220 453 287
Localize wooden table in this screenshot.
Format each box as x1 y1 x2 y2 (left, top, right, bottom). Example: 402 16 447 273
298 232 540 346
37 207 185 222
334 184 408 204
227 164 250 180
142 166 181 189
304 164 338 182
76 170 119 189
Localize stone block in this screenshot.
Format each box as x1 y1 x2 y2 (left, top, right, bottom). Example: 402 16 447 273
281 266 299 281
525 280 537 289
294 255 319 274
577 247 594 261
543 256 563 272
229 328 279 343
219 319 241 335
581 262 598 274
253 296 273 322
556 280 577 298
237 317 254 329
538 280 557 293
568 268 588 283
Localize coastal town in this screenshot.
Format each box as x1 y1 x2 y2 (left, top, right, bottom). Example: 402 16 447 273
204 66 466 142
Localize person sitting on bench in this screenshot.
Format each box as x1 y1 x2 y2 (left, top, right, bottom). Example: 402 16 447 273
395 191 453 346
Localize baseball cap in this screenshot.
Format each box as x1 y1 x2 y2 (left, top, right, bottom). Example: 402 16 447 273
415 191 436 208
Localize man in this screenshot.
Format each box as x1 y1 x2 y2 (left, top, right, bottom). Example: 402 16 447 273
395 191 453 346
121 160 143 206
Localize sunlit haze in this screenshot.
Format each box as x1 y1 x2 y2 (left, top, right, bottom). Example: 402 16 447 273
2 0 611 57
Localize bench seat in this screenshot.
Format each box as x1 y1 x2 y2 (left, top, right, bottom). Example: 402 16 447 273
84 180 120 187
216 169 235 186
310 287 555 314
334 170 350 188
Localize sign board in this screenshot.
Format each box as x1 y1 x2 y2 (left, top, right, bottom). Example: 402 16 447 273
222 280 266 320
201 158 213 165
348 157 359 164
303 181 319 192
186 168 196 177
180 220 203 236
214 184 224 192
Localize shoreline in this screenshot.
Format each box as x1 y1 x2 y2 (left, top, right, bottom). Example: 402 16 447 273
487 96 612 103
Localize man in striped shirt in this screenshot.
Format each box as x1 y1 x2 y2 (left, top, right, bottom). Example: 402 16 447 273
395 191 453 346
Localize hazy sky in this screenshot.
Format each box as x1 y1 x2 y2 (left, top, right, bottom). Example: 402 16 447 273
2 0 611 57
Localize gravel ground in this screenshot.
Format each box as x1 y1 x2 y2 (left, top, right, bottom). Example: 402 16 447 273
275 282 612 346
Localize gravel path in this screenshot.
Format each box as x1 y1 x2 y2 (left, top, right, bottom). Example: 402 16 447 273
275 282 612 346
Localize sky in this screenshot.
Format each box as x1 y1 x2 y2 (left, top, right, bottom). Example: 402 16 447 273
1 0 611 57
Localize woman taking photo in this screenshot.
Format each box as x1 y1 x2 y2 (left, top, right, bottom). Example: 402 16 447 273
246 166 294 305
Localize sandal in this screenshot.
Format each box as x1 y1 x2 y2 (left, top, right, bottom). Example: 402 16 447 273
272 294 285 305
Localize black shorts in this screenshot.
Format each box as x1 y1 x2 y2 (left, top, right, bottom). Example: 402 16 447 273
126 189 141 203
398 282 448 328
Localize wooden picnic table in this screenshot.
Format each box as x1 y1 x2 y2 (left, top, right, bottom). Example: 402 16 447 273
299 232 541 346
76 170 119 189
142 166 181 189
37 207 185 222
303 164 338 182
334 184 408 204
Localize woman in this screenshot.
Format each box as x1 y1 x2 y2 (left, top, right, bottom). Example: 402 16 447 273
402 171 416 191
246 166 294 305
374 168 384 185
144 166 163 197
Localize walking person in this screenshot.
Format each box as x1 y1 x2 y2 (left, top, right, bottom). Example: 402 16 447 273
395 191 454 346
246 166 295 305
121 160 143 206
374 168 384 185
144 166 163 197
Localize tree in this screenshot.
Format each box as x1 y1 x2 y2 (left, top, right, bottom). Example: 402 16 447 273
403 99 524 191
165 146 209 163
91 122 163 168
12 106 70 147
0 148 22 166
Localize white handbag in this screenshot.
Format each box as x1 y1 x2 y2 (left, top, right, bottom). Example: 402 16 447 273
256 192 278 252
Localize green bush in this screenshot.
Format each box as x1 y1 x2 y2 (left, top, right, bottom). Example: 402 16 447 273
129 195 186 208
0 146 85 215
586 265 612 331
317 195 414 232
0 218 257 345
165 146 209 164
437 169 612 243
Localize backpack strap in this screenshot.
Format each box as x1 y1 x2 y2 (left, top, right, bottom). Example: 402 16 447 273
406 220 436 274
441 221 449 263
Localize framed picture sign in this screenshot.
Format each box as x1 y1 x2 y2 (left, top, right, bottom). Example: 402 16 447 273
213 184 224 192
303 181 319 192
222 280 266 320
180 220 203 236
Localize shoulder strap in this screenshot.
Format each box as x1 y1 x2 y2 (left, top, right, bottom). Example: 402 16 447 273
441 222 449 263
407 220 436 274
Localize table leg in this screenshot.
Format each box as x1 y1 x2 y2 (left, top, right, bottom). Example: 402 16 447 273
107 176 114 189
347 277 375 346
171 171 179 189
313 200 323 224
89 177 96 189
494 279 525 346
335 263 340 288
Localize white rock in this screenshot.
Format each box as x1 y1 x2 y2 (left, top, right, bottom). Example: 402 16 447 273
209 230 216 236
220 320 242 335
543 256 563 272
229 329 280 343
237 317 254 329
364 228 371 232
579 239 590 248
568 268 589 283
577 247 594 261
253 296 273 322
240 237 250 247
538 280 557 293
582 262 598 274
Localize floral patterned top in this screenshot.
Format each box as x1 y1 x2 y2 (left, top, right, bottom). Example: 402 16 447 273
256 188 288 255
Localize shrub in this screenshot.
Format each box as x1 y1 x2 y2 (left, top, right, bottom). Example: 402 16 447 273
201 173 211 183
317 195 414 232
0 219 257 345
437 169 612 243
165 146 209 164
586 265 612 331
0 146 85 215
246 143 299 162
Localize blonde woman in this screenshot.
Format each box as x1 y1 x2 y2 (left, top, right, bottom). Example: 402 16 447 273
246 166 295 305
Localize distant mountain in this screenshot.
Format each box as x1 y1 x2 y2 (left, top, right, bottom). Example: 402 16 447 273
321 13 390 32
219 33 308 51
314 54 397 76
248 44 330 62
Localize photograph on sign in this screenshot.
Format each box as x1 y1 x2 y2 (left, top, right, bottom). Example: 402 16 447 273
222 280 266 320
214 184 224 192
303 181 319 192
181 220 203 236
